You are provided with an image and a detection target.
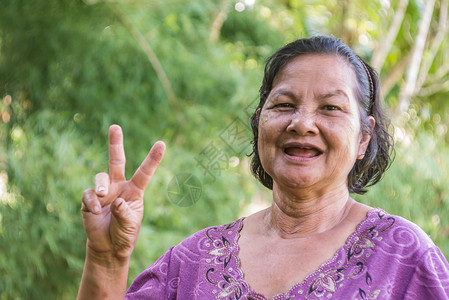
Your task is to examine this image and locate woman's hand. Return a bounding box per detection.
[81,125,165,261]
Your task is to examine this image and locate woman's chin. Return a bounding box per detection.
[272,174,318,190]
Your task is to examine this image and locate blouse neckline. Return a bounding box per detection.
[233,208,384,299]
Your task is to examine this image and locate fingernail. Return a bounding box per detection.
[96,185,105,193]
[93,206,101,214]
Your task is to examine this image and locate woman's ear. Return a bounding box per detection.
[357,116,375,160]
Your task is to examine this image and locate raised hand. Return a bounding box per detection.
[81,125,165,260]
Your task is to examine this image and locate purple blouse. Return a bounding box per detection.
[126,209,449,299]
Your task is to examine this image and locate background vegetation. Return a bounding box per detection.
[1,0,448,298]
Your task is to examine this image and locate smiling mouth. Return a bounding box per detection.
[284,147,322,158]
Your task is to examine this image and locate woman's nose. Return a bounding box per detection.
[286,110,319,135]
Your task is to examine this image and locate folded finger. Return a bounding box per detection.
[131,141,166,190]
[109,125,126,182]
[81,189,101,214]
[95,172,110,197]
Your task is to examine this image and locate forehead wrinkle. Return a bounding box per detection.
[268,88,350,104]
[267,55,357,106]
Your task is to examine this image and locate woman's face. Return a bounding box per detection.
[258,54,372,193]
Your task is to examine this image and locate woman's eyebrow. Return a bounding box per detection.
[269,89,297,100]
[318,90,349,101]
[269,89,350,102]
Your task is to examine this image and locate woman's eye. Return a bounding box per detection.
[323,105,340,111]
[275,103,294,109]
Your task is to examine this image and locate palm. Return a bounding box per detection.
[81,125,165,259]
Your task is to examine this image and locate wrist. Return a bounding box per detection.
[77,245,130,300]
[85,243,130,270]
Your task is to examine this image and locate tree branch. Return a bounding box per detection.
[415,0,449,92]
[209,11,228,43]
[109,4,179,111]
[371,0,409,72]
[380,52,411,97]
[425,62,449,82]
[396,0,436,114]
[417,79,449,97]
[209,1,233,43]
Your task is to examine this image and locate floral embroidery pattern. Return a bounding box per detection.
[351,272,381,300]
[202,210,395,299]
[304,210,394,299]
[203,220,249,299]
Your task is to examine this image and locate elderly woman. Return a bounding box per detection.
[77,36,449,299]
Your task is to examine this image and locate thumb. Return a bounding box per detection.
[110,198,132,225]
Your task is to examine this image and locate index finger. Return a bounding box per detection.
[109,125,126,182]
[131,141,166,190]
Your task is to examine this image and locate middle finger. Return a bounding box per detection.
[108,125,126,182]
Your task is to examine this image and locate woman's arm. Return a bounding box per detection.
[77,247,130,299]
[77,125,165,300]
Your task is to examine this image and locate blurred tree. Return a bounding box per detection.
[0,0,263,298]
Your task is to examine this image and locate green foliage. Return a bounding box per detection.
[1,0,449,298]
[0,1,265,298]
[0,112,104,299]
[355,129,449,256]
